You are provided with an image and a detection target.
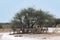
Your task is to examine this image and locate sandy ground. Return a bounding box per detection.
[0,32,60,40]
[14,33,60,37]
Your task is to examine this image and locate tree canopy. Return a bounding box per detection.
[11,8,55,29]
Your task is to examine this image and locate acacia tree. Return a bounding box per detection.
[11,8,55,33]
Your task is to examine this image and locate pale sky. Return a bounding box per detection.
[0,0,60,23]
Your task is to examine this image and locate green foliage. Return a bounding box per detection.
[11,7,55,29]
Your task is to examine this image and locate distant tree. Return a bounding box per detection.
[0,25,2,29]
[55,18,60,25]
